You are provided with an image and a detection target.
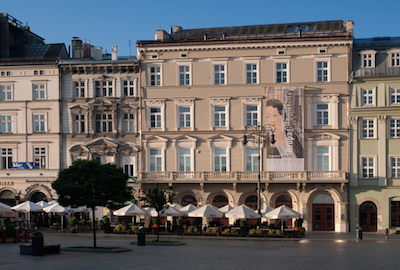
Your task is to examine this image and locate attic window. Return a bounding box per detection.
[319,49,327,54]
[278,50,286,55]
[180,53,188,58]
[151,55,158,59]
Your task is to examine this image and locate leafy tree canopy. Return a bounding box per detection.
[52,159,133,209]
[140,183,175,215]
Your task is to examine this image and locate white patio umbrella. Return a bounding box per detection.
[218,204,233,213]
[259,205,274,218]
[11,201,43,228]
[43,203,66,231]
[0,202,11,209]
[179,204,198,215]
[169,203,183,210]
[0,204,13,213]
[48,200,58,205]
[225,204,261,219]
[113,204,147,216]
[265,205,301,231]
[78,205,92,213]
[36,200,50,208]
[188,204,223,218]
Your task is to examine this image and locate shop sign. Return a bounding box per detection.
[12,162,35,169]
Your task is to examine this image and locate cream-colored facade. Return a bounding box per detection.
[137,21,353,232]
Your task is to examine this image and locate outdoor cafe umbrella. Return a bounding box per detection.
[178,204,198,216]
[43,203,66,231]
[259,205,274,218]
[11,201,43,228]
[225,204,261,219]
[218,204,233,213]
[36,200,50,208]
[0,204,13,213]
[188,204,223,218]
[0,202,11,209]
[113,204,147,216]
[169,203,183,210]
[265,205,301,231]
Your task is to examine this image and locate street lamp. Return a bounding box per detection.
[242,123,275,217]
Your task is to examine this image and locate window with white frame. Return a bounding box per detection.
[361,119,375,138]
[391,157,400,178]
[34,147,46,169]
[179,148,192,171]
[391,52,400,67]
[214,106,226,127]
[150,148,163,171]
[0,115,12,133]
[74,81,85,98]
[246,64,258,84]
[122,156,136,177]
[361,88,375,106]
[317,146,330,171]
[316,104,329,126]
[1,148,12,169]
[95,113,113,133]
[150,108,162,128]
[389,119,400,138]
[149,66,161,86]
[361,157,375,178]
[33,83,46,100]
[316,61,329,82]
[210,98,230,130]
[146,100,165,131]
[123,80,135,97]
[214,148,227,171]
[179,107,191,128]
[246,147,259,171]
[390,88,400,105]
[246,105,258,126]
[214,65,226,85]
[33,114,46,132]
[122,113,134,132]
[178,65,191,86]
[276,62,288,83]
[0,85,12,101]
[360,50,376,68]
[74,114,85,133]
[95,81,113,97]
[34,70,44,75]
[96,156,114,164]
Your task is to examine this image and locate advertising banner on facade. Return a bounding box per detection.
[265,86,304,171]
[12,162,35,169]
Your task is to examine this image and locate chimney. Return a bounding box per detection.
[204,34,207,41]
[345,20,354,33]
[111,46,118,60]
[169,25,173,34]
[173,25,182,33]
[155,30,170,41]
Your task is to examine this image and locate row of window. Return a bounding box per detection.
[1,147,46,169]
[0,83,47,101]
[0,114,48,133]
[360,50,400,68]
[360,88,400,106]
[0,70,45,77]
[360,118,400,139]
[361,156,400,179]
[148,60,330,86]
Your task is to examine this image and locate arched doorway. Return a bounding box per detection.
[359,201,377,232]
[312,194,334,231]
[180,194,197,206]
[0,190,16,206]
[244,195,258,226]
[275,195,293,227]
[30,192,47,203]
[212,194,229,225]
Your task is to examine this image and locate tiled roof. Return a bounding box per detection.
[9,44,68,59]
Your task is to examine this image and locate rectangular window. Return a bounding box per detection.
[95,113,113,133]
[33,114,46,132]
[362,89,374,105]
[361,157,375,178]
[179,66,190,85]
[179,107,191,128]
[123,113,134,132]
[246,64,257,84]
[33,84,46,99]
[316,104,329,125]
[317,62,328,82]
[317,147,330,171]
[179,148,191,171]
[123,157,135,177]
[150,108,162,128]
[391,157,400,178]
[34,147,46,169]
[214,148,227,171]
[390,119,400,138]
[214,65,225,85]
[246,147,259,171]
[150,148,162,171]
[246,105,258,126]
[362,119,374,138]
[214,106,226,127]
[74,114,85,133]
[0,148,12,169]
[0,115,12,133]
[363,54,373,68]
[0,85,12,101]
[391,201,400,227]
[95,81,113,97]
[390,88,400,105]
[150,66,161,86]
[392,53,400,67]
[74,81,85,98]
[276,63,287,83]
[123,80,135,96]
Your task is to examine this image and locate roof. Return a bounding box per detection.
[8,43,69,59]
[354,37,400,50]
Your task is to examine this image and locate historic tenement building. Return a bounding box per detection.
[59,39,140,187]
[0,13,69,205]
[349,37,400,233]
[137,20,353,232]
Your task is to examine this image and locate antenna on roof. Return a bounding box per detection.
[129,40,131,56]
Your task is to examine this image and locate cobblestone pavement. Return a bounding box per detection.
[1,230,400,270]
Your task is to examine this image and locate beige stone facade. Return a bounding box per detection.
[137,21,353,232]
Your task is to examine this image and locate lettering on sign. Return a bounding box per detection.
[0,181,14,186]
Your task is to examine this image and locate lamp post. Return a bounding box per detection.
[242,123,275,217]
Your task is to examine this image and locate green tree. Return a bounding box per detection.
[140,183,174,241]
[52,159,132,247]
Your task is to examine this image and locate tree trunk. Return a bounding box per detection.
[92,208,97,248]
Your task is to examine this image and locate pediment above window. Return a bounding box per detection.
[86,138,119,155]
[207,134,233,148]
[119,143,140,155]
[69,104,89,114]
[89,98,117,112]
[69,144,89,156]
[307,132,340,141]
[173,134,197,148]
[119,103,138,113]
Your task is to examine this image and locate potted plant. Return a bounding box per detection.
[249,228,264,237]
[102,216,112,233]
[130,225,139,234]
[70,227,77,233]
[176,219,184,235]
[69,217,78,233]
[4,217,16,242]
[239,219,248,237]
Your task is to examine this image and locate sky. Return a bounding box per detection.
[3,0,400,57]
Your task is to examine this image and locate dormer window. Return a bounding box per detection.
[360,50,376,68]
[387,49,400,67]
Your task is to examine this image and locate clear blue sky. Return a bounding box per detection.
[3,0,400,57]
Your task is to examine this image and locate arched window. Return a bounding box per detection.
[275,195,292,207]
[30,192,46,203]
[245,195,258,210]
[0,190,15,206]
[181,195,197,206]
[212,194,228,208]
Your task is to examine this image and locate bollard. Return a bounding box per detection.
[385,228,389,240]
[31,232,44,256]
[137,228,146,246]
[356,227,363,240]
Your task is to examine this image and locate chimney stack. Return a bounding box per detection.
[111,46,118,60]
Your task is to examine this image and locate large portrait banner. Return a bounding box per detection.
[266,86,304,171]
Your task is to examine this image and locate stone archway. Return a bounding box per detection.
[312,193,335,231]
[359,201,377,232]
